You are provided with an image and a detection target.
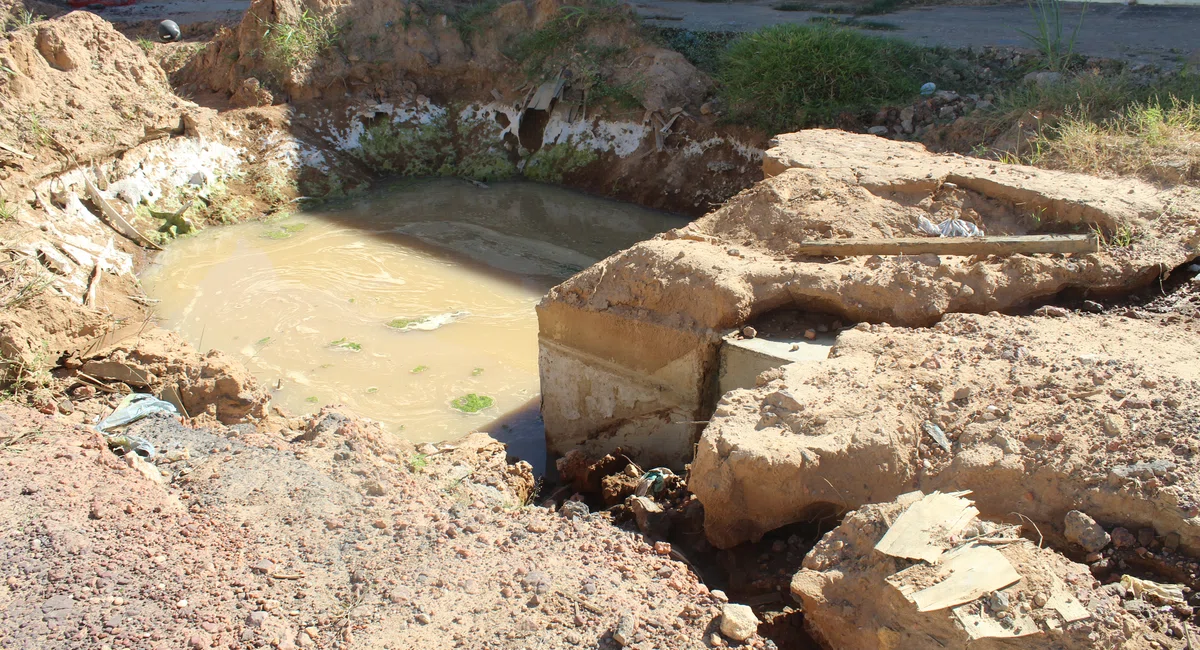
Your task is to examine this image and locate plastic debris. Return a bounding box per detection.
[920,82,937,97]
[95,393,179,458]
[918,216,985,238]
[1120,574,1185,604]
[158,20,181,43]
[923,421,952,453]
[635,467,675,497]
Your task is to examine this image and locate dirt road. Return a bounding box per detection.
[636,0,1200,65]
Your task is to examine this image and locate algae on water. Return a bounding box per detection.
[451,393,494,413]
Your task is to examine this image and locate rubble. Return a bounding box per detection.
[792,491,1151,649]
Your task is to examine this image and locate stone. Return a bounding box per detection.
[710,589,729,603]
[719,604,758,642]
[250,559,275,574]
[867,126,888,135]
[1064,510,1110,552]
[1110,527,1137,549]
[741,326,757,339]
[629,496,668,537]
[613,614,637,646]
[188,634,210,649]
[700,102,714,115]
[246,611,268,628]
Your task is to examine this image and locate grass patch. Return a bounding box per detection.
[136,38,154,53]
[0,198,16,222]
[719,24,927,131]
[1028,96,1200,184]
[1018,0,1086,73]
[506,0,640,109]
[451,393,494,413]
[409,453,428,471]
[411,365,429,374]
[472,367,484,376]
[4,9,43,31]
[388,317,422,329]
[305,396,319,403]
[652,28,738,75]
[260,9,340,73]
[355,113,455,176]
[329,337,362,351]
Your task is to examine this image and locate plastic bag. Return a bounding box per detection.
[95,393,178,458]
[919,216,985,238]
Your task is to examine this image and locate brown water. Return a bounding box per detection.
[140,178,686,462]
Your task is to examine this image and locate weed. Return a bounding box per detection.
[456,147,519,183]
[451,393,494,413]
[1018,0,1086,72]
[411,365,429,374]
[256,336,272,346]
[329,337,362,351]
[305,396,319,403]
[0,198,16,221]
[719,24,926,131]
[260,9,340,73]
[409,453,428,471]
[652,28,737,75]
[387,317,422,329]
[524,142,598,183]
[506,0,637,107]
[1090,223,1138,249]
[472,367,484,376]
[5,9,43,31]
[366,387,379,394]
[136,37,154,53]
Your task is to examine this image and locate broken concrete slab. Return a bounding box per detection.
[538,128,1198,470]
[792,492,1151,649]
[691,312,1200,551]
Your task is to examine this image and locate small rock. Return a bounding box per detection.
[1082,300,1103,313]
[188,634,210,649]
[742,326,757,339]
[415,612,432,625]
[1110,527,1137,549]
[1137,528,1157,548]
[250,559,275,574]
[613,614,637,646]
[700,102,714,115]
[57,399,74,415]
[711,589,729,603]
[719,603,759,642]
[1034,305,1069,318]
[953,386,972,401]
[1033,593,1048,608]
[246,611,269,628]
[654,541,671,555]
[989,591,1011,612]
[1064,510,1110,552]
[804,329,816,340]
[867,126,888,135]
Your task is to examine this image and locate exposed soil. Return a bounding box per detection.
[3,1,1200,649]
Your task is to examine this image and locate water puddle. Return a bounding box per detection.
[140,179,687,465]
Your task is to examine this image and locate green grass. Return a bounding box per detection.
[719,24,928,131]
[305,396,319,403]
[472,367,484,376]
[451,393,494,413]
[388,317,421,329]
[411,365,429,374]
[136,37,154,53]
[524,143,598,183]
[1018,0,1086,72]
[653,28,738,75]
[5,9,43,31]
[329,337,362,351]
[409,453,428,471]
[0,198,16,222]
[260,9,340,75]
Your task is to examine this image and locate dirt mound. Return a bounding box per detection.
[0,11,182,182]
[537,128,1200,468]
[0,402,728,648]
[690,310,1200,553]
[178,0,710,112]
[792,491,1161,649]
[74,329,269,424]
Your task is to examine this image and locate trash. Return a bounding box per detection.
[920,82,937,97]
[875,490,979,563]
[922,421,952,453]
[95,393,179,458]
[84,175,162,250]
[918,216,985,238]
[888,542,1021,611]
[1120,574,1185,604]
[634,467,675,497]
[387,311,469,332]
[158,20,181,43]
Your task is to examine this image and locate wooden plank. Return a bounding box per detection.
[790,234,1098,258]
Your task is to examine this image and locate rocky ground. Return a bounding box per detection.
[0,399,751,649]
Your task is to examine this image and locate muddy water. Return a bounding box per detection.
[141,179,686,463]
